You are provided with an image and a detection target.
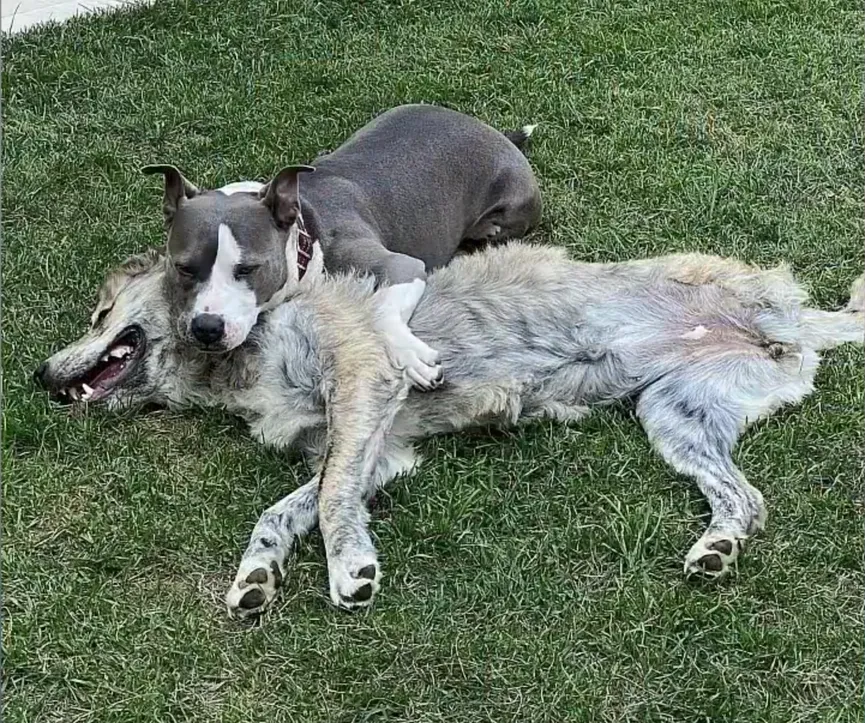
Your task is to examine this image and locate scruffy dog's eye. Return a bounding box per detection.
[175,265,195,279]
[93,308,111,328]
[234,265,259,279]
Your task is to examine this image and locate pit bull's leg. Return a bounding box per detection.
[331,235,443,390]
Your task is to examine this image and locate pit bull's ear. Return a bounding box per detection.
[260,165,315,230]
[141,164,199,228]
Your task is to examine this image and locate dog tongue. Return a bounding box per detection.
[91,357,127,388]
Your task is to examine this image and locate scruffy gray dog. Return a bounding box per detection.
[36,240,864,617]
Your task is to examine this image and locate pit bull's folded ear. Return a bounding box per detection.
[142,164,199,228]
[260,165,315,230]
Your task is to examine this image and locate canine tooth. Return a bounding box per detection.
[110,346,133,358]
[81,383,95,398]
[69,388,79,401]
[100,353,110,362]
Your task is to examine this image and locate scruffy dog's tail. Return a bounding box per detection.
[798,274,865,351]
[504,124,538,153]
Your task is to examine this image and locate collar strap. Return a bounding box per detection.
[296,212,314,280]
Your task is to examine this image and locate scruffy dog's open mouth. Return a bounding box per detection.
[57,326,145,403]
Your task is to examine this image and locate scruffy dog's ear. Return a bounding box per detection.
[94,249,166,325]
[142,165,199,228]
[260,165,315,229]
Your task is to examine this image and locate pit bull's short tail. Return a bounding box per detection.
[504,124,538,153]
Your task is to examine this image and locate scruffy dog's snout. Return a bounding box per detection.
[191,314,225,345]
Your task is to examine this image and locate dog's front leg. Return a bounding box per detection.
[374,278,443,391]
[226,436,420,618]
[225,475,320,619]
[225,436,420,619]
[318,374,408,611]
[335,241,442,391]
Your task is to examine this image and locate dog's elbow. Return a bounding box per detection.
[382,255,427,286]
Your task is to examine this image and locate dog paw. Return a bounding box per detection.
[387,335,443,391]
[225,557,284,619]
[405,358,443,391]
[327,548,381,611]
[846,274,865,312]
[683,533,745,579]
[476,223,502,240]
[467,221,502,242]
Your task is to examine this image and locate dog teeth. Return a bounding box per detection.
[100,353,110,363]
[68,387,79,401]
[109,346,133,358]
[81,383,95,400]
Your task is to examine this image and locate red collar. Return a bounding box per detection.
[296,212,314,280]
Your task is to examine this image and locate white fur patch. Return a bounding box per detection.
[681,325,709,340]
[217,180,264,196]
[258,226,327,316]
[375,280,442,389]
[303,240,325,283]
[258,226,300,314]
[193,224,258,349]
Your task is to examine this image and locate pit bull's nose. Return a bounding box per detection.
[33,361,49,387]
[191,314,225,345]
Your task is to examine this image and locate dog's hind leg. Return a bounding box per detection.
[636,380,768,579]
[797,275,865,350]
[464,167,542,244]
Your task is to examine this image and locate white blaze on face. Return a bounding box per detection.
[193,224,259,349]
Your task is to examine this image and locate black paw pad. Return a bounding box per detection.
[270,561,283,588]
[708,539,733,556]
[357,564,377,580]
[245,568,269,585]
[697,554,724,572]
[239,588,266,609]
[344,583,373,603]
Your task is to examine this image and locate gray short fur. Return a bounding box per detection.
[145,104,541,354]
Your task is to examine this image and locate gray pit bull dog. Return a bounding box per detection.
[143,104,541,389]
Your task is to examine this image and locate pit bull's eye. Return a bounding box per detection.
[234,265,259,279]
[175,265,195,278]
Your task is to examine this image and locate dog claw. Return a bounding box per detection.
[406,363,443,391]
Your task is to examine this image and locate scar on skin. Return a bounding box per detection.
[681,325,710,340]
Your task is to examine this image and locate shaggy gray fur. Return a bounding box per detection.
[38,242,864,616]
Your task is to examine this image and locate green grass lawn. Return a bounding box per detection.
[3,0,863,720]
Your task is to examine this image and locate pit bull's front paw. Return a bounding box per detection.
[387,335,443,391]
[683,532,745,580]
[327,548,381,610]
[225,557,285,619]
